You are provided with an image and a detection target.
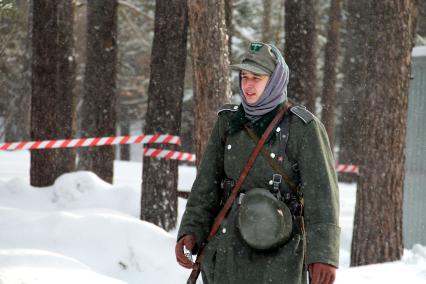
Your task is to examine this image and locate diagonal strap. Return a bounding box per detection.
[244,124,299,193]
[187,102,290,284]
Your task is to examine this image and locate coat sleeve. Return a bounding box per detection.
[177,116,226,251]
[298,118,340,267]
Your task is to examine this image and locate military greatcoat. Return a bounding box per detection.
[177,103,340,284]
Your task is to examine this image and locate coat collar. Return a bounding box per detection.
[228,102,286,140]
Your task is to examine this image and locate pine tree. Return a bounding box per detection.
[320,0,342,148]
[284,0,318,112]
[140,0,188,231]
[337,0,369,182]
[30,0,76,186]
[78,0,118,183]
[188,0,231,166]
[351,0,419,266]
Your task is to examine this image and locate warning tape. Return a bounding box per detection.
[143,147,359,173]
[0,136,359,174]
[335,164,359,174]
[0,134,181,151]
[143,147,195,162]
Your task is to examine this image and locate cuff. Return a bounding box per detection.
[306,223,340,267]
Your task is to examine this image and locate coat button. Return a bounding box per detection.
[270,153,276,158]
[227,144,232,150]
[276,127,281,132]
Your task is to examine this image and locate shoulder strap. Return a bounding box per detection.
[290,105,314,124]
[217,104,239,115]
[187,102,290,284]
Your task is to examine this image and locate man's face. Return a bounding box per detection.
[241,70,270,105]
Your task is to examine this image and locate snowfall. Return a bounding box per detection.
[0,151,425,284]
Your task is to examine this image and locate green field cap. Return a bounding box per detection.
[231,42,277,75]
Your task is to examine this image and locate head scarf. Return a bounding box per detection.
[239,44,290,120]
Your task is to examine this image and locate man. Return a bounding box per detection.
[176,42,340,284]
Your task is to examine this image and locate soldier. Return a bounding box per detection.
[175,42,340,284]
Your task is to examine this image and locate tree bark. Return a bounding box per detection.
[188,0,231,168]
[78,0,118,183]
[119,120,130,161]
[140,0,188,231]
[320,0,342,149]
[336,0,369,183]
[351,0,419,266]
[284,0,318,112]
[30,0,76,187]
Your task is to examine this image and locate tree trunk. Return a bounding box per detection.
[78,0,118,183]
[320,0,342,149]
[336,0,369,183]
[350,0,419,266]
[262,0,273,43]
[284,0,318,112]
[188,0,231,168]
[140,0,188,231]
[30,0,76,187]
[119,120,130,161]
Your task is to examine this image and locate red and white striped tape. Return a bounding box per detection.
[335,164,359,174]
[0,134,181,151]
[0,136,359,173]
[143,147,195,162]
[143,147,359,173]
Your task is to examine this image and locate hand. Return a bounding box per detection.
[175,234,196,269]
[308,263,336,284]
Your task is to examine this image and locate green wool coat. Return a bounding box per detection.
[178,103,340,284]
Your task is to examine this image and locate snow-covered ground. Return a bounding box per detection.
[0,151,425,283]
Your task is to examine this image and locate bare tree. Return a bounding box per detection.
[78,0,118,183]
[30,0,76,187]
[351,0,419,266]
[140,0,188,231]
[320,0,342,149]
[188,0,231,167]
[284,0,318,112]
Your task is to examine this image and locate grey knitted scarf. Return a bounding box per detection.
[240,45,290,120]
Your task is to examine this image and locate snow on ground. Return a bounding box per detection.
[0,150,425,283]
[412,45,426,57]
